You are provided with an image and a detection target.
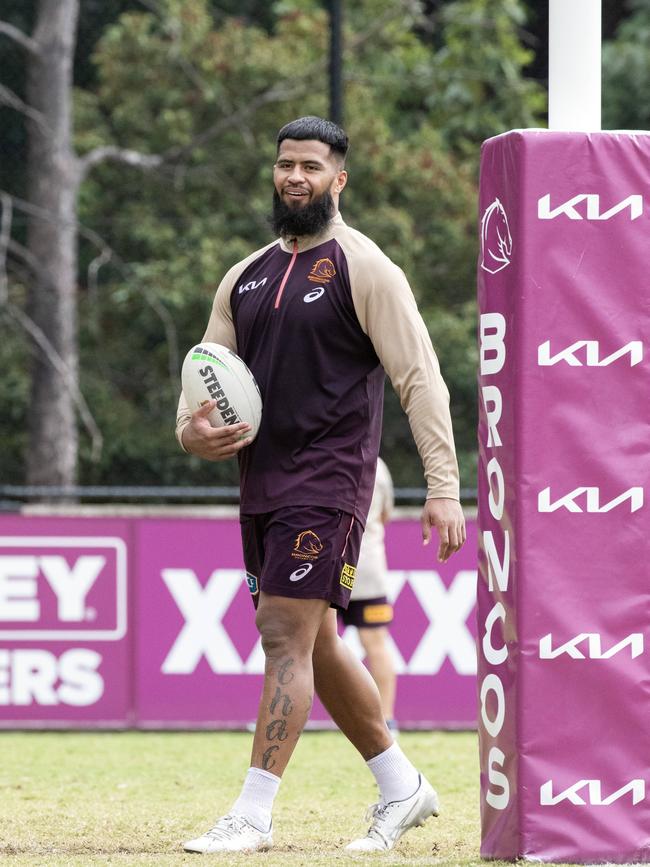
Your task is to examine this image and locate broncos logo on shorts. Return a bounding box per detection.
[292,529,324,560]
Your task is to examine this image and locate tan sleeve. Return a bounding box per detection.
[175,270,239,451]
[339,230,460,501]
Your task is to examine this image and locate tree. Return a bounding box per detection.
[2,1,85,488]
[69,0,479,489]
[1,0,546,497]
[0,0,160,490]
[603,0,650,130]
[423,0,546,155]
[0,0,282,491]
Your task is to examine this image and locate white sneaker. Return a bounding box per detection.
[345,774,439,852]
[183,813,273,853]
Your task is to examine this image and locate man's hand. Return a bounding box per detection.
[181,400,252,461]
[421,497,466,563]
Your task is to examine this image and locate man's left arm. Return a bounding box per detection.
[351,256,466,561]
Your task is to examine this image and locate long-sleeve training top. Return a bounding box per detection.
[176,212,459,525]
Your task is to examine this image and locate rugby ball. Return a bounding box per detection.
[181,342,262,441]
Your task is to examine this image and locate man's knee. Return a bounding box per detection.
[256,594,328,659]
[256,604,292,659]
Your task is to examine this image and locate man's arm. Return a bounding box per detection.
[176,240,279,456]
[176,270,240,457]
[349,248,465,560]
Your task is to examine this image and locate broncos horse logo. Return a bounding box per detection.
[480,198,513,274]
[292,530,324,560]
[308,258,336,284]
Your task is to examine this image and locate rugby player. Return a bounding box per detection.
[176,116,465,853]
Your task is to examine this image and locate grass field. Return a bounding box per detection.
[0,730,572,867]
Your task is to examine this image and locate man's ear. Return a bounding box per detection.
[335,170,348,194]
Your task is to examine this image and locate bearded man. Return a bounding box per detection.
[177,115,465,855]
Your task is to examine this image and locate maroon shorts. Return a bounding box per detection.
[240,506,363,609]
[339,596,394,628]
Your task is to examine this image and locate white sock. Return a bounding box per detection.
[231,767,280,832]
[366,742,420,804]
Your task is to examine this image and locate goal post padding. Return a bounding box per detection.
[477,129,650,863]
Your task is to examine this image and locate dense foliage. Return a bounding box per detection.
[603,0,650,130]
[72,0,545,492]
[12,0,625,496]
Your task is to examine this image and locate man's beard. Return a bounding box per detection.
[270,189,335,238]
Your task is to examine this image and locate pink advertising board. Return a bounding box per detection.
[478,130,650,863]
[0,512,478,729]
[0,516,133,726]
[133,515,478,727]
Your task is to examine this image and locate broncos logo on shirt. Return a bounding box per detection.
[308,257,337,284]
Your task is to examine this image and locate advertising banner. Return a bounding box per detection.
[0,516,132,726]
[0,513,478,730]
[134,515,478,727]
[134,515,263,726]
[477,130,650,863]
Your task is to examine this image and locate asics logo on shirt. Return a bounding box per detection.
[238,277,267,294]
[304,288,325,303]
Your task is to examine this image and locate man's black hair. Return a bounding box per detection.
[276,116,349,163]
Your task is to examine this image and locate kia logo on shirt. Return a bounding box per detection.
[238,277,267,294]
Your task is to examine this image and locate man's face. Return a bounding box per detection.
[273,139,347,209]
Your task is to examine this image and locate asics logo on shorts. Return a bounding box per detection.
[289,563,313,582]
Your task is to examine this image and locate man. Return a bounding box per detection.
[176,116,465,854]
[339,457,398,731]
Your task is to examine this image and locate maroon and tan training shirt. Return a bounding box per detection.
[176,212,460,525]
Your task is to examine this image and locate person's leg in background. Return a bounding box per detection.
[357,624,397,731]
[339,597,398,732]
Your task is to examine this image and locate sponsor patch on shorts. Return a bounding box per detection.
[246,572,259,595]
[363,603,393,625]
[340,563,356,589]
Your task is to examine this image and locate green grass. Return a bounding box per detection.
[0,730,565,866]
